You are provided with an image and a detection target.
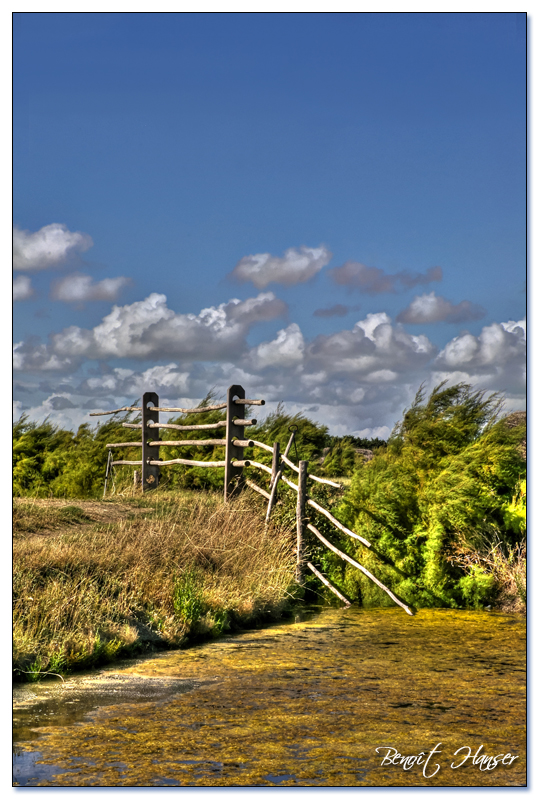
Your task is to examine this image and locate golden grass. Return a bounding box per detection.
[13,490,297,681]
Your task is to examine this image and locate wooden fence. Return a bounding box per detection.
[90,385,413,615]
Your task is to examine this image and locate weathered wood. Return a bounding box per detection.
[147,421,227,431]
[307,523,414,616]
[307,498,372,547]
[280,452,299,472]
[148,458,249,468]
[246,460,273,475]
[280,474,299,492]
[306,562,351,607]
[250,439,274,454]
[278,453,342,489]
[142,392,160,492]
[296,461,308,584]
[148,403,227,413]
[148,458,226,468]
[225,385,246,501]
[106,441,143,448]
[111,460,143,466]
[147,439,227,447]
[231,439,255,447]
[308,475,343,489]
[231,418,257,427]
[265,429,297,522]
[271,441,281,485]
[90,406,141,416]
[234,399,265,406]
[103,449,113,499]
[245,479,272,500]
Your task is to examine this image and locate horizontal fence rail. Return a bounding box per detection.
[147,458,250,468]
[93,385,413,615]
[148,439,228,447]
[90,399,264,417]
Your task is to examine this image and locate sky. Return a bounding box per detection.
[13,11,526,439]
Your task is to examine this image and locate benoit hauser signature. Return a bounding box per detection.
[376,743,519,778]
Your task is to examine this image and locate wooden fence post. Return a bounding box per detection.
[296,460,307,584]
[142,391,160,492]
[224,384,246,501]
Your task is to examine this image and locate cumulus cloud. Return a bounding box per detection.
[306,312,436,378]
[50,273,132,303]
[436,319,526,372]
[230,245,331,288]
[328,262,442,293]
[250,324,305,369]
[77,363,191,398]
[13,223,93,271]
[396,292,486,324]
[14,292,288,371]
[13,275,34,301]
[313,304,360,318]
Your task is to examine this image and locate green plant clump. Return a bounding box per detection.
[335,383,526,610]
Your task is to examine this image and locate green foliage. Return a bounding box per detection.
[13,412,138,498]
[337,383,526,609]
[173,567,206,624]
[502,480,527,535]
[250,403,330,465]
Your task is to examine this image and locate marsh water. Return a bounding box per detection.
[13,606,526,787]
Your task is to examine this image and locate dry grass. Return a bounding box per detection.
[13,490,297,681]
[448,537,526,614]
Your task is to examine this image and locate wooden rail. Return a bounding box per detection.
[307,499,372,547]
[93,386,412,614]
[148,439,227,447]
[147,458,251,468]
[106,441,142,448]
[307,523,413,616]
[307,561,351,607]
[123,421,227,431]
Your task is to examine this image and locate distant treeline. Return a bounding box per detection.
[12,397,384,498]
[13,383,526,611]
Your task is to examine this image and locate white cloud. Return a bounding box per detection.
[78,363,190,398]
[50,273,131,303]
[13,223,93,271]
[251,323,305,369]
[436,319,526,370]
[14,291,288,371]
[306,312,436,378]
[396,291,486,324]
[230,245,331,288]
[13,275,34,301]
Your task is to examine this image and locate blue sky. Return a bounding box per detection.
[13,12,526,437]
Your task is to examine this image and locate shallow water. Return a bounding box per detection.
[13,606,526,787]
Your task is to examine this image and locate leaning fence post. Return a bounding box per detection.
[224,384,246,501]
[142,391,160,492]
[296,460,308,584]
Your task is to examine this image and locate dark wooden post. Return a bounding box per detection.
[142,391,160,492]
[224,385,245,501]
[296,460,308,584]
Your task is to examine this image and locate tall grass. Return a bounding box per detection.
[13,491,297,681]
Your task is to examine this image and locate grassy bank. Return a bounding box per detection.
[13,490,298,682]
